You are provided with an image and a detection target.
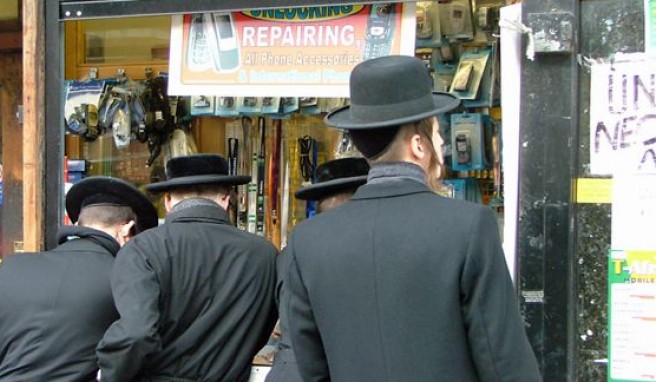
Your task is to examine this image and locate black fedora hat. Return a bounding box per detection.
[295,157,369,201]
[325,55,461,130]
[146,154,251,193]
[66,176,159,232]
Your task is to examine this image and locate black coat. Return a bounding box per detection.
[0,226,121,382]
[286,179,542,382]
[97,200,278,382]
[264,249,303,382]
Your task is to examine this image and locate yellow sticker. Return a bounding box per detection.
[576,178,613,204]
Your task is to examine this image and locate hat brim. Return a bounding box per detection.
[146,174,252,193]
[294,175,368,201]
[66,177,159,232]
[324,92,461,130]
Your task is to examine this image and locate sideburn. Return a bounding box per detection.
[425,147,444,192]
[413,121,443,192]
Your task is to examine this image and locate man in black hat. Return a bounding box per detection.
[296,157,370,214]
[285,55,541,381]
[0,176,158,381]
[266,157,369,382]
[97,154,278,382]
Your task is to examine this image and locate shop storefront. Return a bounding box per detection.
[56,0,511,378]
[3,0,653,380]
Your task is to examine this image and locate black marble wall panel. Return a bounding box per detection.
[576,1,643,380]
[520,1,579,380]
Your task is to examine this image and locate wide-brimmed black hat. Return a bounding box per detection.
[324,55,461,130]
[295,157,369,201]
[146,154,251,193]
[66,176,159,232]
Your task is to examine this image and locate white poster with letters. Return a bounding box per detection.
[590,56,656,175]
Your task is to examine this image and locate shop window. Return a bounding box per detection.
[62,2,507,244]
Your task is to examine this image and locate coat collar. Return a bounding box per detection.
[165,199,231,225]
[351,178,434,200]
[55,226,121,256]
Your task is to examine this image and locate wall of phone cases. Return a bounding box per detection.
[63,0,510,249]
[416,0,507,210]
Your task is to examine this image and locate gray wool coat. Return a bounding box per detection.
[97,201,278,382]
[285,179,541,382]
[0,226,121,382]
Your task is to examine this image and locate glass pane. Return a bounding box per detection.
[81,16,171,64]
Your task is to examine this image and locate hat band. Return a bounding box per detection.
[349,93,435,123]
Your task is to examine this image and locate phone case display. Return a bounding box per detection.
[476,6,500,33]
[434,62,457,93]
[299,98,321,115]
[449,49,491,100]
[215,96,240,117]
[438,0,474,41]
[450,113,488,172]
[237,97,263,114]
[462,44,499,108]
[190,96,216,116]
[415,1,443,47]
[416,1,502,107]
[413,0,505,209]
[64,79,110,141]
[261,97,281,114]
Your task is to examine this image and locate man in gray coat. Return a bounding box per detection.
[0,176,158,381]
[266,157,369,382]
[97,154,278,382]
[285,55,542,381]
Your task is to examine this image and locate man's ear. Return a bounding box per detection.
[120,220,136,238]
[410,133,426,161]
[217,192,231,210]
[164,192,174,212]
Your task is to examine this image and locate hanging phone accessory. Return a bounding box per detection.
[298,135,317,218]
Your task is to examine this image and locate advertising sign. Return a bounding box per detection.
[590,58,656,175]
[608,249,656,382]
[169,4,417,97]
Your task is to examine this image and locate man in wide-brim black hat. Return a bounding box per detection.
[97,154,278,382]
[295,156,370,212]
[284,55,542,381]
[0,176,157,381]
[266,156,369,382]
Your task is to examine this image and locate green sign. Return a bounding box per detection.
[608,249,656,382]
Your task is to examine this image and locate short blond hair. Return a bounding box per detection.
[168,184,231,201]
[78,205,138,232]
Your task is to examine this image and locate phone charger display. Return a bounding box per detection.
[450,113,487,171]
[190,96,216,116]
